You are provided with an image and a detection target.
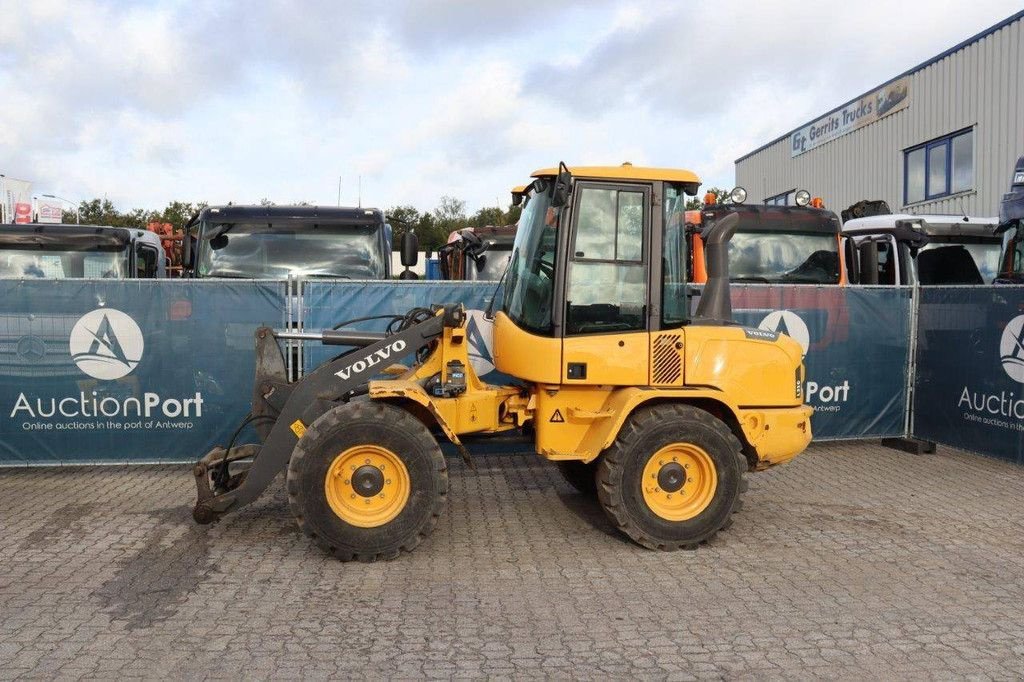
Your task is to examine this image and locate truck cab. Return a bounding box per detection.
[996,155,1024,283]
[437,225,517,280]
[687,196,844,285]
[843,213,1001,285]
[0,224,166,279]
[183,205,392,279]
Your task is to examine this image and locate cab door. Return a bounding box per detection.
[561,182,650,385]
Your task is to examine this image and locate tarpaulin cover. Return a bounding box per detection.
[911,286,1024,464]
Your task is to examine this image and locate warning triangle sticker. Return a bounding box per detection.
[549,409,565,423]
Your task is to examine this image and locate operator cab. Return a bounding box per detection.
[183,205,392,280]
[498,163,708,384]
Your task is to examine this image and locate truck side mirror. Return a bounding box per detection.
[401,230,419,267]
[843,237,860,284]
[858,240,879,284]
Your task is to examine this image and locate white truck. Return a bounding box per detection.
[842,212,1001,285]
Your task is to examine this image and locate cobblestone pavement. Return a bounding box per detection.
[1,441,1023,680]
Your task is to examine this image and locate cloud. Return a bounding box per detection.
[0,0,1020,214]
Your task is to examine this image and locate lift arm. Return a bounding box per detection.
[193,306,460,524]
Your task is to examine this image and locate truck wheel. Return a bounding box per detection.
[287,402,447,561]
[555,460,597,495]
[596,404,746,550]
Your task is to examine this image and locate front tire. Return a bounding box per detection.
[596,404,746,550]
[287,402,447,561]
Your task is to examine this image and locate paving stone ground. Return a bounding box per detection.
[0,441,1023,680]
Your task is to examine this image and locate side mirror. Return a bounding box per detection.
[858,240,879,284]
[551,161,572,208]
[401,230,419,267]
[843,237,860,284]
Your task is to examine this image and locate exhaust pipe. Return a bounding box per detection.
[694,213,739,324]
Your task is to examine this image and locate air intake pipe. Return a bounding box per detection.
[694,213,739,325]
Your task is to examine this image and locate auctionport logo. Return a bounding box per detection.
[1000,314,1024,383]
[69,309,144,380]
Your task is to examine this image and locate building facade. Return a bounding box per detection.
[735,11,1023,217]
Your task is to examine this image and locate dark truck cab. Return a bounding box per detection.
[183,205,392,279]
[996,155,1024,283]
[694,203,844,285]
[0,224,165,279]
[437,225,517,280]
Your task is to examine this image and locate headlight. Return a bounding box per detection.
[729,186,747,204]
[794,190,811,207]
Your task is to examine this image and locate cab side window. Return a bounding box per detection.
[876,240,896,285]
[566,185,647,334]
[136,244,159,278]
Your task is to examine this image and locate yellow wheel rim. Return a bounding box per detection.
[324,445,410,528]
[641,444,717,521]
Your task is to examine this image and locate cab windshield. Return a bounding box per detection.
[198,222,385,279]
[729,231,839,284]
[475,247,512,281]
[0,246,128,279]
[917,238,1001,284]
[502,183,557,334]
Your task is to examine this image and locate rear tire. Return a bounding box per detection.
[287,402,447,561]
[596,403,746,550]
[555,460,597,495]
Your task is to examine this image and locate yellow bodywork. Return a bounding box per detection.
[369,309,812,471]
[531,163,700,186]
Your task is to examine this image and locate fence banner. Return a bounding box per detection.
[912,286,1024,464]
[0,279,913,465]
[302,281,501,377]
[0,280,284,464]
[729,285,911,440]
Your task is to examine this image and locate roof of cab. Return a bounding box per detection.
[199,205,383,223]
[531,163,700,185]
[843,213,1000,238]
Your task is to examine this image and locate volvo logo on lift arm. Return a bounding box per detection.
[334,339,408,381]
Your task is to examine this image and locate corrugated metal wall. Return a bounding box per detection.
[735,15,1022,217]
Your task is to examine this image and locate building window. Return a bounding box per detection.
[904,128,973,204]
[764,189,795,206]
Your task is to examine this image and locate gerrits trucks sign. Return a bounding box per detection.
[790,78,909,157]
[1,176,33,224]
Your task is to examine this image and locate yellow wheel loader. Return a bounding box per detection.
[192,163,813,560]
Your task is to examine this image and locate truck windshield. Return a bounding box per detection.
[476,247,512,280]
[198,222,385,279]
[0,247,127,279]
[729,231,839,283]
[917,239,1002,284]
[503,184,557,334]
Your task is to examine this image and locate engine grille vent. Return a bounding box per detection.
[652,334,682,384]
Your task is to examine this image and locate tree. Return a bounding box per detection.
[469,206,504,228]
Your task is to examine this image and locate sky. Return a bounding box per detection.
[1,0,1021,216]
